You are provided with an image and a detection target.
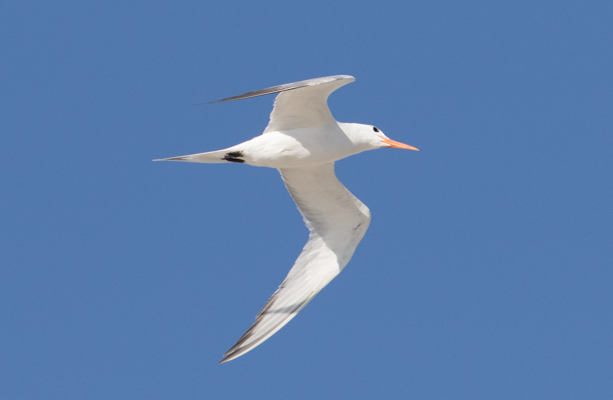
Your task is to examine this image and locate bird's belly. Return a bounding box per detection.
[241,129,351,168]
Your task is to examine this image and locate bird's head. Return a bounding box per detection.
[339,123,419,152]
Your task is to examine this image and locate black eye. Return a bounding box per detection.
[373,127,380,132]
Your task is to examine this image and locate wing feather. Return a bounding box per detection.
[206,75,355,132]
[220,163,371,363]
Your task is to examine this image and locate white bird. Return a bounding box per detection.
[156,75,418,363]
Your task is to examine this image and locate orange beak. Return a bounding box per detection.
[381,137,419,151]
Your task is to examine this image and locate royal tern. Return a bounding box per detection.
[156,75,418,363]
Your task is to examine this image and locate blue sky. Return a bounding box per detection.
[1,0,612,398]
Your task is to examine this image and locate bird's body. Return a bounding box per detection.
[170,123,375,168]
[156,75,418,363]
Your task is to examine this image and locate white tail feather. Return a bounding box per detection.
[153,148,235,163]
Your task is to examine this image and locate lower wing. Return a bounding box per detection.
[220,163,371,363]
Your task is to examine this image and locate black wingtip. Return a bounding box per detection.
[195,75,356,105]
[218,353,235,364]
[193,101,220,105]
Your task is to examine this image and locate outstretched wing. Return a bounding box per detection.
[208,75,355,132]
[220,163,371,363]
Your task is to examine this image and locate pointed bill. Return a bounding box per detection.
[381,137,419,151]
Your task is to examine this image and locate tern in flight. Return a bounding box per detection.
[156,75,418,363]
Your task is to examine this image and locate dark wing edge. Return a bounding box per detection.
[219,279,316,364]
[204,75,355,104]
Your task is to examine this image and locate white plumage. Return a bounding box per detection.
[155,75,418,363]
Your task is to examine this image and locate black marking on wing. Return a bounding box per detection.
[219,281,310,363]
[202,75,353,104]
[222,151,245,163]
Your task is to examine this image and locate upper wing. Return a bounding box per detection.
[220,163,371,363]
[208,75,355,132]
